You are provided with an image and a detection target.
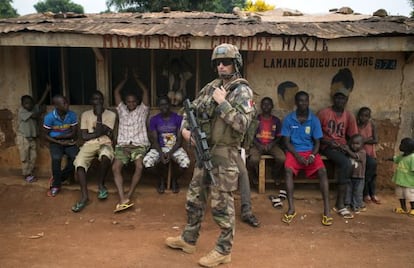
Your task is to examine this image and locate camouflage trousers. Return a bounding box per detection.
[182,146,239,255]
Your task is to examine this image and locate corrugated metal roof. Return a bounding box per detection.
[0,10,413,39]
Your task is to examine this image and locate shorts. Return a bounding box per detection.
[114,145,149,165]
[74,143,114,171]
[285,151,325,178]
[395,185,414,202]
[143,147,190,168]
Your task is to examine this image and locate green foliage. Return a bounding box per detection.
[0,0,19,18]
[106,0,246,13]
[410,0,414,17]
[34,0,84,14]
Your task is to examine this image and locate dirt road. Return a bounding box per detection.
[0,175,413,268]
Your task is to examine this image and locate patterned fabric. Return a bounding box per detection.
[143,147,190,168]
[182,167,235,255]
[358,121,376,158]
[180,77,254,254]
[116,102,150,146]
[43,109,78,138]
[149,112,182,148]
[317,107,358,148]
[80,109,116,145]
[114,145,149,165]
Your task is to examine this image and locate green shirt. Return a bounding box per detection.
[393,153,414,188]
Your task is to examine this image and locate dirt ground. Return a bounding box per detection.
[0,174,413,268]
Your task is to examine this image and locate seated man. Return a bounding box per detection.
[143,96,190,193]
[43,95,79,197]
[71,91,116,212]
[112,69,150,213]
[248,97,285,186]
[281,91,332,226]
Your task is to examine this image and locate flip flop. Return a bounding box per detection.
[71,200,89,213]
[321,215,333,226]
[334,207,354,219]
[393,207,408,214]
[98,187,108,200]
[282,212,297,224]
[114,202,134,213]
[278,190,287,200]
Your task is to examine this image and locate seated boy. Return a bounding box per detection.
[281,91,332,226]
[71,91,116,212]
[143,96,190,193]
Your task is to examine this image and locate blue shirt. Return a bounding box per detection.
[43,109,78,138]
[281,110,322,152]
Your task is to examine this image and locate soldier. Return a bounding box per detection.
[165,44,255,267]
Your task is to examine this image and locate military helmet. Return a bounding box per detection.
[211,43,243,70]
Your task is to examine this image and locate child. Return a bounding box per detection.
[357,107,380,204]
[343,134,367,214]
[17,85,50,182]
[388,138,414,216]
[247,97,285,186]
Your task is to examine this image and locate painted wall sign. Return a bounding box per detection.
[102,35,329,52]
[262,56,398,69]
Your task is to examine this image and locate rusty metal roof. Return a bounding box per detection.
[0,11,413,39]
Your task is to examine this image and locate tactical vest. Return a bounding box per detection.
[196,78,252,147]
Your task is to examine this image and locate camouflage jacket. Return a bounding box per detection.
[183,77,255,147]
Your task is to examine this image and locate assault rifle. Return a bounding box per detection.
[183,99,216,185]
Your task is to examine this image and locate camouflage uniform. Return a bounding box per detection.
[181,77,255,255]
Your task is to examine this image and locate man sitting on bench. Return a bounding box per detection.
[280,91,332,226]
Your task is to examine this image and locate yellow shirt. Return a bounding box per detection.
[80,109,116,145]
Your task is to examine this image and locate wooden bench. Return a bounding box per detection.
[258,154,336,194]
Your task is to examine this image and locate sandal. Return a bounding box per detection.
[334,207,354,219]
[114,201,134,213]
[409,209,414,217]
[393,207,408,214]
[97,187,108,200]
[25,175,37,183]
[321,215,333,226]
[268,195,283,209]
[278,190,287,200]
[282,212,297,224]
[71,200,89,213]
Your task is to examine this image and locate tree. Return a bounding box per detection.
[34,0,84,14]
[243,0,274,12]
[106,0,246,13]
[0,0,19,18]
[410,0,414,17]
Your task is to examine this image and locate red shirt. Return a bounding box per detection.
[358,121,376,158]
[317,107,358,147]
[255,115,281,145]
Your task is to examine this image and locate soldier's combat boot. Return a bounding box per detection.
[198,250,231,267]
[165,236,196,254]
